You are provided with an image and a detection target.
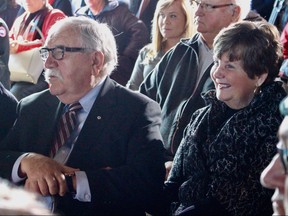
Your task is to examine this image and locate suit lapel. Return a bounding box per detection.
[36,91,64,155]
[67,78,118,164]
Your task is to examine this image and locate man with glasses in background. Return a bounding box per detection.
[0,16,165,215]
[261,96,288,215]
[139,0,251,179]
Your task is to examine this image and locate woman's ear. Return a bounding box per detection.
[257,73,268,86]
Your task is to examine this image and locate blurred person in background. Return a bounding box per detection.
[9,0,66,100]
[127,0,195,91]
[18,0,73,17]
[0,177,53,215]
[0,18,11,89]
[0,0,20,30]
[75,0,149,86]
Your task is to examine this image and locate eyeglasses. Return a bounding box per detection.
[277,138,288,174]
[191,0,234,12]
[39,46,93,61]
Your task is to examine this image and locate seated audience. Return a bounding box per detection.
[18,0,73,17]
[0,177,53,215]
[0,82,17,143]
[75,0,149,86]
[0,18,11,89]
[140,0,251,178]
[0,0,20,30]
[127,0,195,91]
[0,16,165,215]
[162,21,286,216]
[9,0,66,100]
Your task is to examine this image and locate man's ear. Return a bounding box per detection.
[232,5,241,21]
[92,51,104,75]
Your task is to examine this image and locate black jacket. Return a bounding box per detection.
[140,34,214,161]
[0,77,165,215]
[0,18,11,89]
[0,82,17,142]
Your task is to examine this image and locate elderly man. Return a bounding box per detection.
[0,16,165,216]
[139,0,252,178]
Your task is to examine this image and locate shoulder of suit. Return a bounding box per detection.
[20,89,56,105]
[116,82,158,106]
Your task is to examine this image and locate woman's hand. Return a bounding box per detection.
[9,40,19,54]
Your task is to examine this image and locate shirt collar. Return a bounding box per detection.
[78,76,106,114]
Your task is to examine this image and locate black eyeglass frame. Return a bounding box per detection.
[191,0,234,11]
[39,46,93,61]
[277,141,288,174]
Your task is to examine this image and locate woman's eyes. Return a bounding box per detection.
[213,61,235,69]
[159,13,177,19]
[225,64,235,69]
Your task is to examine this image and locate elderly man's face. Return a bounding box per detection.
[261,117,288,215]
[193,0,239,43]
[43,28,96,104]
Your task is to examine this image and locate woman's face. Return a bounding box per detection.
[22,0,45,13]
[211,52,265,109]
[158,1,187,41]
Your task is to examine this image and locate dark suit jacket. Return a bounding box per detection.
[0,77,165,215]
[0,82,17,142]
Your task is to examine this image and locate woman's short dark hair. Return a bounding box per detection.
[213,21,283,85]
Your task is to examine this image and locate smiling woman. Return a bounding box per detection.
[161,21,287,216]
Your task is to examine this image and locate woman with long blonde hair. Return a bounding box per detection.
[127,0,196,90]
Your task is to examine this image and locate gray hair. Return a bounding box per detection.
[46,16,118,77]
[234,0,251,20]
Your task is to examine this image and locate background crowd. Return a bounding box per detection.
[0,0,288,215]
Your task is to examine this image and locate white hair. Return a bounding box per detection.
[46,16,118,77]
[234,0,251,20]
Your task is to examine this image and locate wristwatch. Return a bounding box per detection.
[65,173,76,195]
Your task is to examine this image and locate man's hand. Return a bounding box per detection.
[20,153,79,196]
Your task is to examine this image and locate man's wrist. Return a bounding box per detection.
[18,154,30,178]
[65,173,76,195]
